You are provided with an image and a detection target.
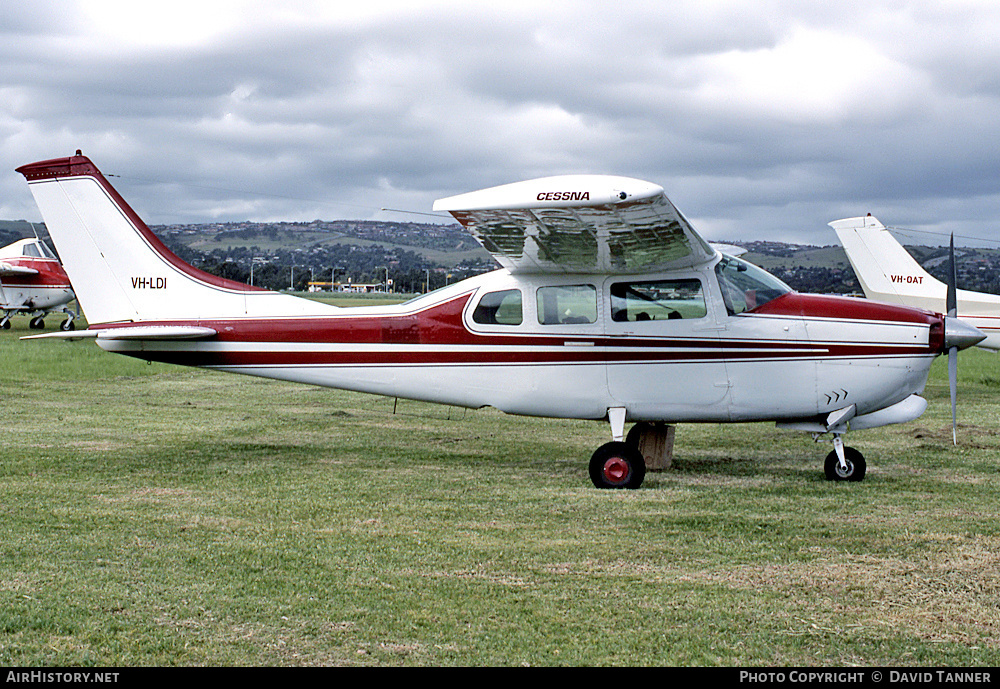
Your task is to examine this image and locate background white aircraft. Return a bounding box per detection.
[17,153,984,487]
[831,215,1000,350]
[0,237,77,330]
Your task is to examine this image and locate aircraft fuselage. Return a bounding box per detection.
[94,262,944,426]
[0,238,75,328]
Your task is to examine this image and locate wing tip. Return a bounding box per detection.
[828,214,884,231]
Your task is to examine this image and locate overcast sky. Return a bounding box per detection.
[3,0,999,246]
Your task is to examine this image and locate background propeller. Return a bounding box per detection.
[942,234,987,444]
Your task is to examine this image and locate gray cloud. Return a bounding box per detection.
[3,0,1000,247]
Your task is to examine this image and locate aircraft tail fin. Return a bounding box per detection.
[830,214,945,310]
[16,153,333,326]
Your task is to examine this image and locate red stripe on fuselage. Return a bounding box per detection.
[96,291,939,368]
[138,347,931,369]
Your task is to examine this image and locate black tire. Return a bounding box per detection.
[589,441,646,489]
[29,317,44,329]
[824,446,866,482]
[60,319,75,331]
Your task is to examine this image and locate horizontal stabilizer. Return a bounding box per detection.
[20,330,98,341]
[96,325,218,340]
[22,325,217,341]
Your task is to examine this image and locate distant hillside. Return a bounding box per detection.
[0,220,46,247]
[729,241,861,294]
[159,219,486,266]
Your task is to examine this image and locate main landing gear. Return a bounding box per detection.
[0,308,76,331]
[589,408,646,489]
[589,441,646,489]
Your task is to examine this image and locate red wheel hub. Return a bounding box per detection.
[602,456,629,484]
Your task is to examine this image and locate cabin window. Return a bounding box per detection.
[472,289,523,325]
[714,255,791,315]
[610,279,706,322]
[22,243,41,258]
[537,284,597,325]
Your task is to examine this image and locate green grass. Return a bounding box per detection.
[1,313,999,666]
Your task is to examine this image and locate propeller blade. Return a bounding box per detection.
[948,233,958,444]
[945,233,963,445]
[949,345,958,445]
[947,233,957,318]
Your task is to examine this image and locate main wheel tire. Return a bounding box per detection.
[589,441,646,489]
[824,446,867,482]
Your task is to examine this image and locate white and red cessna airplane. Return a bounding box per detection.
[16,152,985,487]
[0,236,77,330]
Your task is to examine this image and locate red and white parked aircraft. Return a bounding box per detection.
[16,153,984,487]
[0,236,77,330]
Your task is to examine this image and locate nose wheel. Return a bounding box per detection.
[824,436,866,481]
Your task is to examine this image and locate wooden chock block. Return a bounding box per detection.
[638,423,675,471]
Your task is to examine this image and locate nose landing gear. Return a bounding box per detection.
[824,434,866,481]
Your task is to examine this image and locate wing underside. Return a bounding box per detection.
[434,175,716,275]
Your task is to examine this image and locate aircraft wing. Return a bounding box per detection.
[432,175,717,274]
[0,262,38,277]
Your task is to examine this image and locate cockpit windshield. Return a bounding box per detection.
[714,255,791,315]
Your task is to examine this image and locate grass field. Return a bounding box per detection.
[2,304,999,667]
